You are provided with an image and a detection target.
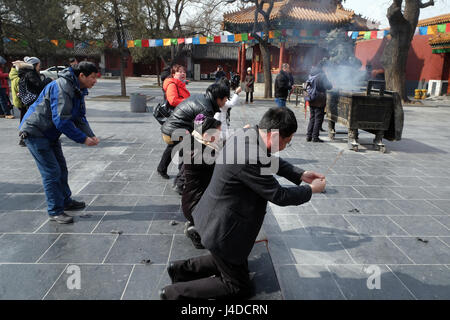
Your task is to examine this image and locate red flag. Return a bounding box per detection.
[248,34,254,40]
[214,36,221,43]
[370,31,377,39]
[66,41,74,48]
[447,23,450,33]
[142,39,149,47]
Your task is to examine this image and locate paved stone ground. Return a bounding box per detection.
[0,79,449,300]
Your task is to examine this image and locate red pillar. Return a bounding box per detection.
[279,43,285,71]
[241,44,246,78]
[237,47,241,76]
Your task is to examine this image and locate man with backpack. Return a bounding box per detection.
[305,62,332,143]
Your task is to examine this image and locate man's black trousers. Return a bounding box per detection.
[307,106,325,139]
[163,254,252,300]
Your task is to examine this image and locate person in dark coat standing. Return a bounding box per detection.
[160,107,327,300]
[243,67,254,104]
[274,63,293,107]
[215,66,227,82]
[306,63,332,143]
[182,114,222,249]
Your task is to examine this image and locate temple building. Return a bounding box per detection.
[222,0,375,82]
[356,13,450,96]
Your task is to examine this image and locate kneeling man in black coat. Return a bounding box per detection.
[160,107,327,300]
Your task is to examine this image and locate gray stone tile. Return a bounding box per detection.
[338,236,413,265]
[121,182,166,196]
[269,202,317,215]
[356,176,399,187]
[358,166,398,177]
[121,264,167,300]
[69,170,117,182]
[344,215,408,236]
[389,265,450,300]
[422,177,450,187]
[439,237,450,247]
[0,211,49,233]
[148,212,188,235]
[93,211,153,234]
[266,235,295,265]
[0,234,60,263]
[389,237,450,264]
[71,161,111,171]
[135,196,181,213]
[36,212,105,234]
[88,195,140,211]
[389,176,433,187]
[39,234,117,263]
[353,186,402,199]
[0,264,66,300]
[389,200,446,216]
[427,200,450,215]
[330,166,367,175]
[112,171,152,182]
[348,199,405,215]
[426,187,450,200]
[323,186,364,199]
[0,182,42,194]
[0,194,46,211]
[310,199,357,215]
[388,187,439,200]
[433,216,450,229]
[328,265,414,300]
[387,167,425,177]
[104,235,172,264]
[325,175,366,186]
[283,235,354,265]
[389,216,450,236]
[105,161,143,171]
[78,182,128,195]
[168,234,210,262]
[44,265,133,300]
[276,265,345,300]
[299,215,359,237]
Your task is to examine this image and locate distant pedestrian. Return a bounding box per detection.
[274,63,293,107]
[0,57,14,119]
[243,67,254,104]
[9,61,27,145]
[305,62,332,143]
[69,57,79,67]
[215,66,226,82]
[214,77,242,140]
[19,62,100,224]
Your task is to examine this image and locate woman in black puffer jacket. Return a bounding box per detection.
[19,57,52,106]
[182,114,222,249]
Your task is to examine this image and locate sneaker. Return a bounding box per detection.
[19,139,26,147]
[49,213,74,224]
[306,137,312,142]
[159,289,168,300]
[0,115,5,118]
[186,226,205,249]
[157,170,170,180]
[313,138,325,143]
[64,200,86,211]
[5,115,15,119]
[167,262,179,284]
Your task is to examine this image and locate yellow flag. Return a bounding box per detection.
[427,25,438,35]
[235,34,242,42]
[163,38,171,46]
[127,40,135,48]
[200,37,207,44]
[51,40,59,46]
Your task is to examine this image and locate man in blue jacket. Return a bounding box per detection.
[19,62,100,224]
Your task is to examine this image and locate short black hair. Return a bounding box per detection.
[69,57,77,63]
[73,61,98,77]
[207,81,230,101]
[259,107,298,138]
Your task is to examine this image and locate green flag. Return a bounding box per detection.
[241,33,248,41]
[364,32,371,40]
[437,24,446,33]
[274,30,281,38]
[59,39,67,47]
[171,38,178,45]
[134,40,142,47]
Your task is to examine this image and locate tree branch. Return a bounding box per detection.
[419,0,434,8]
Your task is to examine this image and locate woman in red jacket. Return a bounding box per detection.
[157,65,191,183]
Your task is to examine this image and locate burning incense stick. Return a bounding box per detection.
[325,149,345,175]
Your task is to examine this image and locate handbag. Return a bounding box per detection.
[153,100,173,125]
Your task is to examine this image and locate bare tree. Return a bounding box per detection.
[382,0,436,102]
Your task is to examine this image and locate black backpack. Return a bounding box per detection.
[18,77,39,107]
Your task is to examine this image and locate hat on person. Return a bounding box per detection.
[194,114,221,133]
[247,67,252,72]
[24,56,41,66]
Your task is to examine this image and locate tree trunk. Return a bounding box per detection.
[120,50,127,97]
[0,18,4,58]
[383,35,410,101]
[260,43,272,98]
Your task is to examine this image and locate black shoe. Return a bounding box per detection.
[306,137,312,142]
[173,184,184,196]
[186,226,205,249]
[49,213,74,224]
[313,138,325,143]
[159,289,168,300]
[157,170,170,180]
[320,128,326,132]
[64,200,86,211]
[167,263,179,284]
[19,139,26,147]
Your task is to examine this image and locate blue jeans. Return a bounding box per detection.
[0,88,11,115]
[275,98,286,107]
[25,137,72,216]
